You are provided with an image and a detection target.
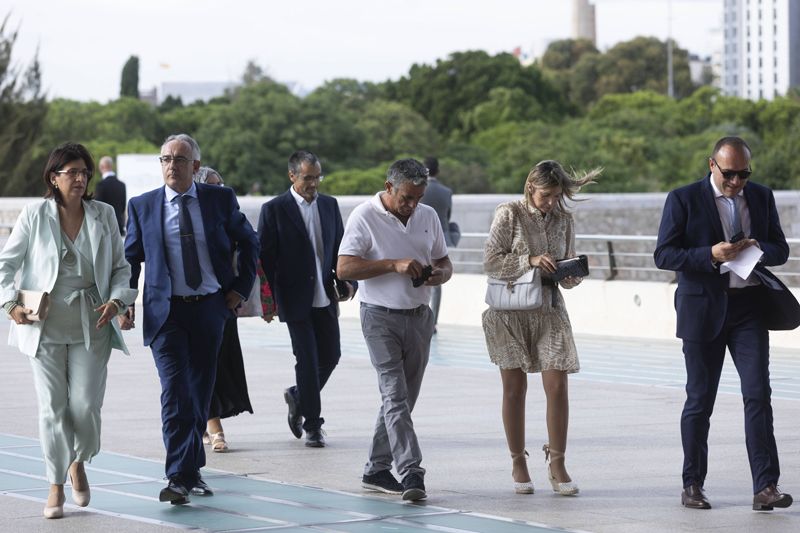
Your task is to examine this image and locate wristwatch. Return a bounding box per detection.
[111,299,126,314]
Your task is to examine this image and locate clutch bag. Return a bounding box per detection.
[17,290,50,321]
[550,255,589,282]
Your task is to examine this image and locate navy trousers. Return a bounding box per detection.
[286,305,341,432]
[150,292,227,484]
[681,287,780,493]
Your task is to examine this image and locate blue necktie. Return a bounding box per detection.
[730,196,742,236]
[177,195,202,290]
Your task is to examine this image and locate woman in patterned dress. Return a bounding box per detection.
[482,160,599,496]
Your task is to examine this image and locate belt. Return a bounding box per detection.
[361,303,427,316]
[171,291,219,303]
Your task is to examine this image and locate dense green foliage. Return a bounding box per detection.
[2,24,800,197]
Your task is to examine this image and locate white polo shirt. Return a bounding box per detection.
[339,192,448,309]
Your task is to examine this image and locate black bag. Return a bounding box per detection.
[550,255,590,282]
[752,267,800,331]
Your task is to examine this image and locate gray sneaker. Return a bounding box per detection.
[362,470,403,495]
[401,473,427,501]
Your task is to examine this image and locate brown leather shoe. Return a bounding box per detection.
[753,484,792,511]
[681,484,711,509]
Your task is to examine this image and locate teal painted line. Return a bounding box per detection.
[0,433,568,533]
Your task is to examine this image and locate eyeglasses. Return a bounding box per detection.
[159,156,194,165]
[292,173,324,183]
[55,168,92,179]
[712,158,751,181]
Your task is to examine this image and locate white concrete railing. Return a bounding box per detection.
[338,274,800,350]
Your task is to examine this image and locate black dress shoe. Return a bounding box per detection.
[753,484,792,511]
[160,478,190,505]
[190,475,214,496]
[284,388,303,439]
[305,428,326,448]
[681,484,711,509]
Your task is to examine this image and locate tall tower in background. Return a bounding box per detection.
[572,0,597,45]
[722,0,800,99]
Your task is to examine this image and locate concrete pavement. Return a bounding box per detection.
[1,316,799,532]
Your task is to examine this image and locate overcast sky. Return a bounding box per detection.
[4,0,721,102]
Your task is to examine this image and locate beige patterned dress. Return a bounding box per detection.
[482,199,580,373]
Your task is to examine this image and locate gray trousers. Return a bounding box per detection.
[360,304,434,479]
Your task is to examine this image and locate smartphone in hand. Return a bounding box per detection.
[729,231,745,243]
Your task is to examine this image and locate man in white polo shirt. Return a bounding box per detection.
[337,158,453,501]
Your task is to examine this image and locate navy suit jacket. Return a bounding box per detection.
[258,191,353,322]
[653,175,789,341]
[94,173,127,235]
[125,183,259,346]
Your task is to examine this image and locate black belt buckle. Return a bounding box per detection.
[172,293,207,303]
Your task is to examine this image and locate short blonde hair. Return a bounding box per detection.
[523,160,601,214]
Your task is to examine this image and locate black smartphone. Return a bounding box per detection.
[729,231,745,243]
[412,265,433,287]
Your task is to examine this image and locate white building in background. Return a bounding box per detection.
[572,0,597,45]
[158,81,237,105]
[721,0,800,99]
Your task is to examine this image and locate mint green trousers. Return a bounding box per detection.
[30,335,111,484]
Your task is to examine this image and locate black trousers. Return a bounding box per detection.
[286,305,341,431]
[681,287,779,493]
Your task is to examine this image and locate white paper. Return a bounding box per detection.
[720,245,764,279]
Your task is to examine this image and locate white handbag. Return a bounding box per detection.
[485,268,542,311]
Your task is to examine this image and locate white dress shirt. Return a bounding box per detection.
[289,187,330,308]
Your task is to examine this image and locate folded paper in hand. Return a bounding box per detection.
[550,255,589,282]
[17,290,50,321]
[720,245,763,280]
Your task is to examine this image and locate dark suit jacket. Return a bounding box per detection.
[94,173,127,235]
[258,191,353,322]
[420,178,453,246]
[125,183,259,346]
[653,175,790,341]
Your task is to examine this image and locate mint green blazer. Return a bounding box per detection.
[0,199,138,357]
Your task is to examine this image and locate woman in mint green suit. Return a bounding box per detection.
[0,143,137,519]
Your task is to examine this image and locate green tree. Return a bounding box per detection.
[0,15,47,197]
[120,55,139,98]
[540,38,598,71]
[385,50,568,134]
[354,100,439,163]
[459,87,544,136]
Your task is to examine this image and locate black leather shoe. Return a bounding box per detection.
[753,484,792,511]
[305,428,326,448]
[160,478,190,505]
[681,484,711,509]
[190,475,214,496]
[284,388,303,439]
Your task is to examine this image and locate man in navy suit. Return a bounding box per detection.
[122,134,258,504]
[258,150,355,448]
[654,137,792,511]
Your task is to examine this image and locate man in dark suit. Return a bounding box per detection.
[95,156,127,235]
[121,134,258,504]
[258,150,355,448]
[420,157,453,330]
[654,136,793,511]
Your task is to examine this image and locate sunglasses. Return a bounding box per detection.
[712,158,751,181]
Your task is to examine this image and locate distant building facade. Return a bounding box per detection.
[572,0,596,46]
[158,82,237,104]
[721,0,800,99]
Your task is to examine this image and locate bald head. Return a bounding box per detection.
[99,156,114,174]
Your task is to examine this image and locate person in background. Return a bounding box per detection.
[193,166,254,456]
[482,160,598,496]
[0,142,137,518]
[419,156,453,332]
[94,156,126,235]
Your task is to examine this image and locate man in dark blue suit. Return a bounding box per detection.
[122,134,258,504]
[258,150,355,448]
[654,137,793,511]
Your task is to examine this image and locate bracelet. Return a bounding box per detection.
[110,299,126,315]
[3,300,20,315]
